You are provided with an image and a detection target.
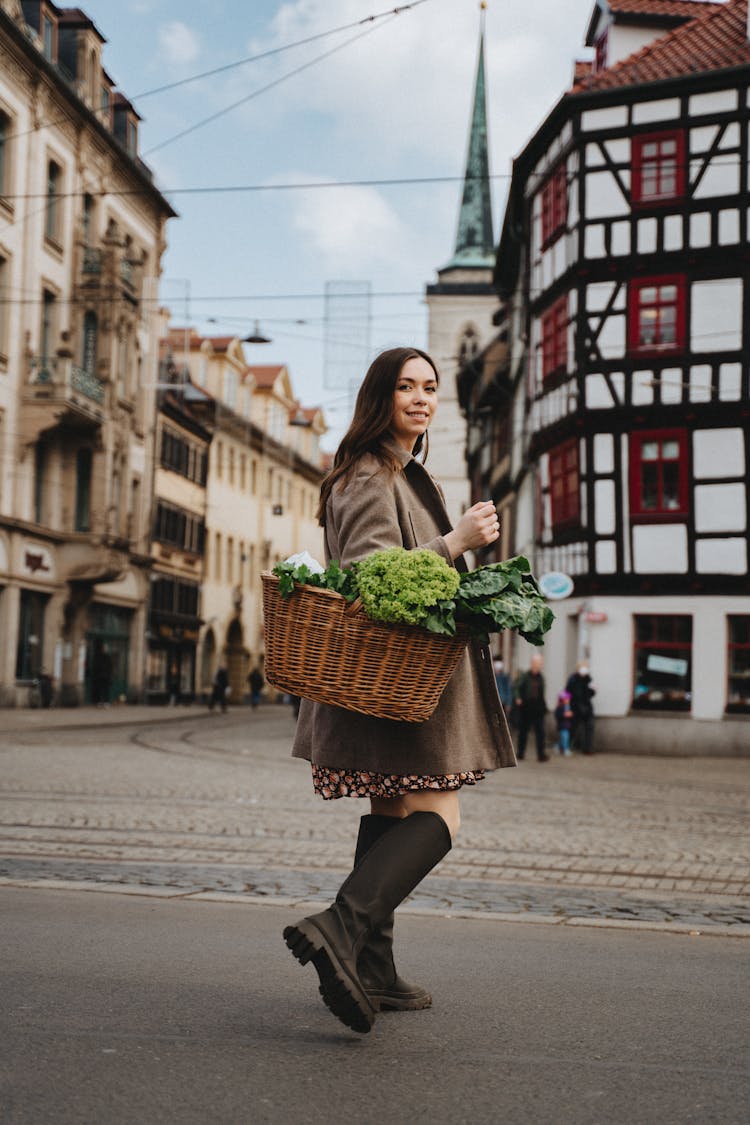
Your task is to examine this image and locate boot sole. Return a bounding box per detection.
[367,989,432,1012]
[283,922,375,1034]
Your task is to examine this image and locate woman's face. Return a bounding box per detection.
[389,356,438,452]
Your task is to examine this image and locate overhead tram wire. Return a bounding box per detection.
[0,172,513,205]
[1,156,745,205]
[142,16,398,157]
[133,1,434,100]
[0,1,434,147]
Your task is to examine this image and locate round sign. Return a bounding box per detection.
[538,572,574,601]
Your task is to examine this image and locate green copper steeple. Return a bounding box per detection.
[444,28,494,270]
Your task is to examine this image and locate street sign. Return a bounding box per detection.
[539,572,574,600]
[585,611,608,623]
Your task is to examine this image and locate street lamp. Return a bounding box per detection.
[242,320,272,345]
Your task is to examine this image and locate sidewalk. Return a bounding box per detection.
[0,700,255,733]
[1,885,747,1125]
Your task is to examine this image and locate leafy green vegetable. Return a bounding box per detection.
[272,558,358,602]
[353,548,460,629]
[272,549,554,645]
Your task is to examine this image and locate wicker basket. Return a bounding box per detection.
[261,572,468,723]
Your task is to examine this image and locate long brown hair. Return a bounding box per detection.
[317,346,439,525]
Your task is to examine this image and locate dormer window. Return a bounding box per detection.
[632,131,685,206]
[42,11,55,60]
[594,29,608,72]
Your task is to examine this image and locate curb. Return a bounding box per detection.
[1,877,747,939]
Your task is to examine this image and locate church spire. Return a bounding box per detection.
[445,17,494,270]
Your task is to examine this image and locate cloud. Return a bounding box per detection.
[286,176,411,272]
[157,20,200,67]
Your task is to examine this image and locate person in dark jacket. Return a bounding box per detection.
[284,346,514,1036]
[248,666,264,708]
[209,665,229,713]
[493,656,513,713]
[566,662,596,754]
[514,654,548,762]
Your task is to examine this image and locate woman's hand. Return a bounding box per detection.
[444,501,500,559]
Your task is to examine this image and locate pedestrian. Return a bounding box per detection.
[493,656,513,713]
[284,346,515,1035]
[91,642,112,707]
[566,661,596,754]
[554,690,574,756]
[513,654,549,762]
[248,666,264,709]
[209,665,229,713]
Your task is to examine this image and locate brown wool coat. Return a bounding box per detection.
[291,440,517,776]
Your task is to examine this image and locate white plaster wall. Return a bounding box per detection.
[538,596,750,721]
[693,429,745,478]
[689,89,738,118]
[691,278,743,352]
[632,524,688,573]
[694,484,746,533]
[632,98,680,125]
[585,171,629,219]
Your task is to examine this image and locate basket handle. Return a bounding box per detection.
[344,596,364,617]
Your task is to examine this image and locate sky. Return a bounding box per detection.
[80,0,600,446]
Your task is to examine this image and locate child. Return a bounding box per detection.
[554,690,574,756]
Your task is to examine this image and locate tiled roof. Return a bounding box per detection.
[575,59,594,81]
[607,0,722,17]
[246,364,286,388]
[578,0,749,91]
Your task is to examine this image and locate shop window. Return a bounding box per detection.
[541,296,568,381]
[549,440,580,530]
[633,615,692,711]
[628,276,686,354]
[16,589,48,680]
[727,617,750,714]
[629,428,688,522]
[541,161,567,249]
[632,131,685,206]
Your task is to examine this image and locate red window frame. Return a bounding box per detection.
[633,615,692,712]
[541,295,568,381]
[628,275,686,355]
[549,439,580,530]
[629,428,688,523]
[541,161,567,249]
[631,130,685,206]
[594,30,608,73]
[727,616,750,714]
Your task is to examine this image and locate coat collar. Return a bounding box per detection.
[381,434,454,540]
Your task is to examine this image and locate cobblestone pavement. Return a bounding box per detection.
[0,706,748,930]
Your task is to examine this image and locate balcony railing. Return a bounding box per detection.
[29,356,104,405]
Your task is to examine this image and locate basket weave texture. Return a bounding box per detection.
[262,572,468,723]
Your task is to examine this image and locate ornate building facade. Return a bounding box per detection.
[164,334,326,703]
[0,0,174,704]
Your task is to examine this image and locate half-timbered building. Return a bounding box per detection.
[466,0,750,753]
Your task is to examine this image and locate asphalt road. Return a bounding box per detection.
[2,887,748,1125]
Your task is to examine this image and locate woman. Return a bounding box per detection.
[284,347,516,1034]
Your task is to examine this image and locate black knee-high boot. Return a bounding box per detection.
[354,815,432,1012]
[283,811,452,1033]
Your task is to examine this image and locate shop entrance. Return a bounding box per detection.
[85,603,131,703]
[225,618,247,702]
